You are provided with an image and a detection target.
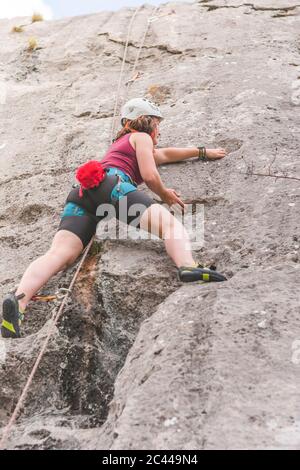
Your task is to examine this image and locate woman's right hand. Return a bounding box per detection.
[161,188,185,209]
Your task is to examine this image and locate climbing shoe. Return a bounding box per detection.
[178,264,227,283]
[1,293,25,339]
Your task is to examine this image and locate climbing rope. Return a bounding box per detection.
[0,4,168,450]
[0,237,94,450]
[124,6,160,97]
[110,5,160,144]
[109,5,143,144]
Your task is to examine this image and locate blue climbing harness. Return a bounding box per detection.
[105,167,138,203]
[61,168,138,219]
[60,202,86,218]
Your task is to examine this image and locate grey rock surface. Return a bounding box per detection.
[0,0,299,450]
[98,264,300,450]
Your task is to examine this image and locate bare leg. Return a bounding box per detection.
[140,204,196,268]
[16,230,84,311]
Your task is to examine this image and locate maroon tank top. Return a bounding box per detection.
[100,134,143,185]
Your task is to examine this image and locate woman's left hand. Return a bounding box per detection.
[206,148,227,160]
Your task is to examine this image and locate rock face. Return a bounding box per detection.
[0,0,299,450]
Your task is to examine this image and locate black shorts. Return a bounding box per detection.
[57,175,154,248]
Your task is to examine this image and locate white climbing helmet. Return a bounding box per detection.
[121,97,164,125]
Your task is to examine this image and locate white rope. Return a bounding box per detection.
[0,3,169,450]
[0,237,95,450]
[124,6,160,97]
[110,5,161,144]
[109,5,144,144]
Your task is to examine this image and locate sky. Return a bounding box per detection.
[0,0,193,20]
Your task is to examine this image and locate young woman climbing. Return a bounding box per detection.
[1,98,228,339]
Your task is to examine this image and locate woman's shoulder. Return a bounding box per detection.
[115,133,136,151]
[130,132,152,148]
[128,133,137,151]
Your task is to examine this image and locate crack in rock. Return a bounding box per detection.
[0,167,72,190]
[98,32,184,55]
[200,2,300,13]
[73,111,114,119]
[0,243,180,448]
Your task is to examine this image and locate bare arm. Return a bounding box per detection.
[154,147,198,165]
[135,133,184,208]
[154,146,227,166]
